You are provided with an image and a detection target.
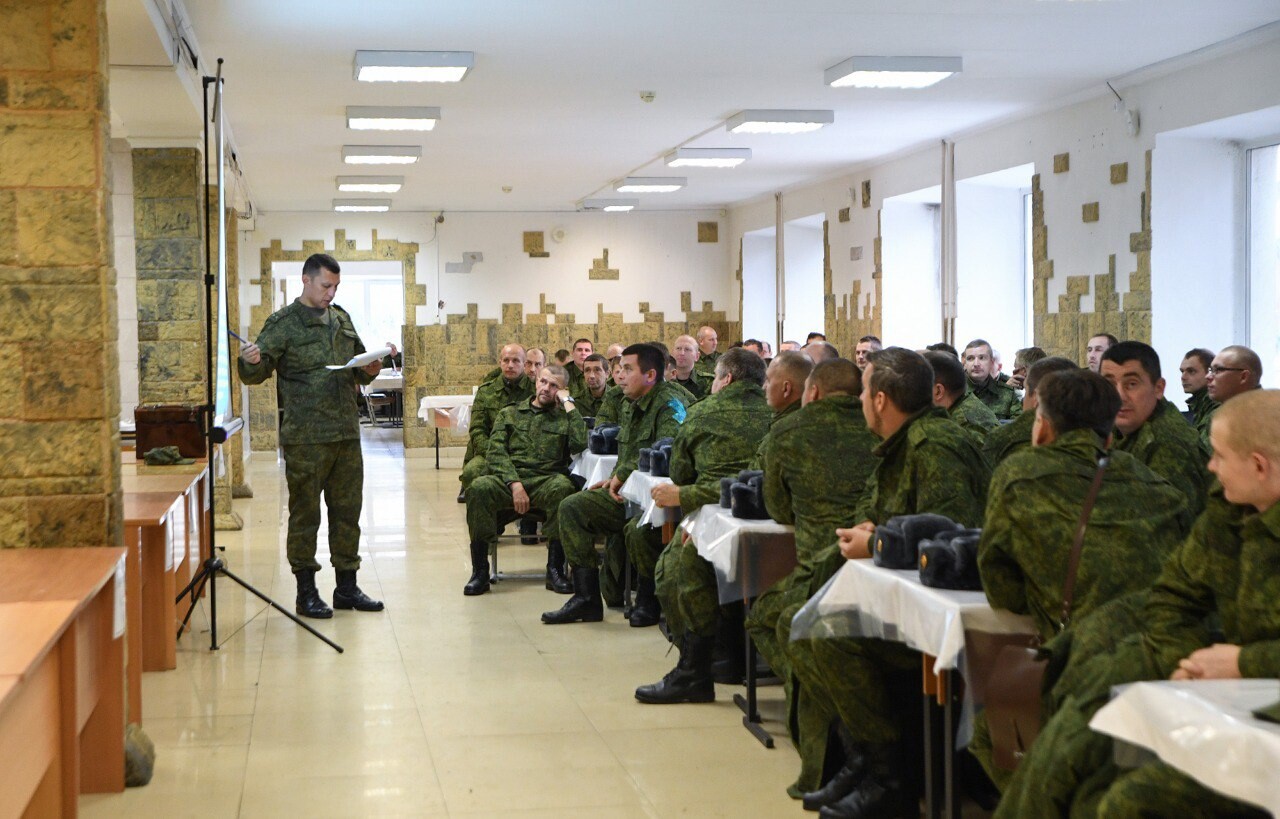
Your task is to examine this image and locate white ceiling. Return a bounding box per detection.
[107,0,1280,214]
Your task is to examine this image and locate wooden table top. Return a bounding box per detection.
[0,600,81,676]
[122,473,201,494]
[123,492,182,526]
[0,674,18,712]
[0,547,124,605]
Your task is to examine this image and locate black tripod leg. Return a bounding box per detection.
[217,565,344,653]
[176,565,213,641]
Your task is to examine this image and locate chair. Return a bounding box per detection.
[488,508,549,582]
[363,390,395,427]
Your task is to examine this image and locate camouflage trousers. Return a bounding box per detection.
[1097,762,1266,819]
[600,533,628,608]
[796,635,920,746]
[464,473,576,546]
[655,530,719,638]
[558,487,662,574]
[282,439,363,574]
[460,454,488,491]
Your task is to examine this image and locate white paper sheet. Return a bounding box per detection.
[326,345,394,370]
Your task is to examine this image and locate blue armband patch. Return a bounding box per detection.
[668,399,687,424]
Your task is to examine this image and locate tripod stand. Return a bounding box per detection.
[173,59,343,655]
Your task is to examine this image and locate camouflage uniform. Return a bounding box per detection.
[465,398,587,548]
[1112,397,1211,517]
[590,383,631,604]
[994,487,1280,819]
[786,406,990,791]
[695,350,721,377]
[653,381,773,637]
[749,400,801,471]
[558,381,687,572]
[969,375,1022,420]
[238,299,375,573]
[982,407,1034,468]
[594,384,628,427]
[671,370,713,401]
[572,386,609,420]
[949,391,1000,437]
[1186,387,1220,445]
[565,361,589,403]
[460,373,533,491]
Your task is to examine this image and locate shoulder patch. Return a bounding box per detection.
[667,398,687,424]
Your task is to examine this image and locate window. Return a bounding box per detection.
[276,260,404,354]
[1247,142,1280,378]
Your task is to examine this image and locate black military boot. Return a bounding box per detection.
[634,632,716,704]
[628,575,661,627]
[332,569,384,611]
[541,567,603,624]
[463,540,491,596]
[519,517,540,545]
[712,601,747,684]
[456,486,466,503]
[545,540,572,594]
[818,743,910,819]
[803,726,868,811]
[295,569,333,619]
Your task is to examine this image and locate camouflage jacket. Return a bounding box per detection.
[948,392,1000,437]
[1141,485,1280,679]
[468,374,534,458]
[978,429,1192,642]
[694,350,721,377]
[595,384,628,427]
[670,381,773,513]
[1112,398,1211,518]
[486,398,588,485]
[1186,388,1219,444]
[854,406,990,528]
[762,394,879,568]
[237,299,374,446]
[968,376,1022,421]
[671,369,713,401]
[751,400,802,470]
[983,409,1035,469]
[615,380,688,484]
[565,361,588,401]
[572,386,609,419]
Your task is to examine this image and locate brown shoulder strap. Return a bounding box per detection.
[1059,456,1109,630]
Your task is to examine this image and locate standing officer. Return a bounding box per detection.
[238,253,386,618]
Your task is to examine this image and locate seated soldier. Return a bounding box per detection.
[806,332,827,344]
[963,338,1021,420]
[672,334,713,399]
[593,353,631,607]
[1085,332,1117,373]
[925,349,999,437]
[1203,344,1265,433]
[967,369,1193,790]
[633,348,774,699]
[595,356,629,427]
[804,340,840,364]
[459,344,533,502]
[1101,341,1211,516]
[694,325,721,376]
[1008,346,1047,391]
[463,364,587,596]
[565,338,594,400]
[553,348,570,365]
[523,347,547,381]
[995,390,1280,819]
[853,335,882,372]
[788,347,989,815]
[983,356,1077,468]
[1180,347,1217,442]
[542,344,687,624]
[780,340,803,353]
[573,353,610,418]
[753,351,814,469]
[744,359,881,797]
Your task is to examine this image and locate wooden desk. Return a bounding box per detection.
[124,491,184,679]
[124,470,207,622]
[0,548,127,817]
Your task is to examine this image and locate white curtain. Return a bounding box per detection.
[940,139,958,346]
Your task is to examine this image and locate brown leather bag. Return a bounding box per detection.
[983,456,1109,770]
[134,404,206,458]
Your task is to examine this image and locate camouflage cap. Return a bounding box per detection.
[143,445,195,466]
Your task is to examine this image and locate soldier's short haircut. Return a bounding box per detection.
[1182,348,1215,370]
[1091,333,1120,346]
[573,338,593,349]
[806,340,841,362]
[743,338,764,350]
[963,339,993,357]
[865,347,933,414]
[771,351,814,386]
[623,343,666,382]
[1025,356,1078,394]
[583,353,608,368]
[808,358,861,396]
[1214,389,1280,462]
[1014,346,1048,368]
[526,346,546,360]
[1219,345,1264,383]
[1035,369,1121,439]
[924,350,966,398]
[553,348,570,362]
[302,253,340,278]
[666,354,678,368]
[806,332,827,342]
[647,340,670,358]
[542,364,569,386]
[717,347,767,386]
[858,335,882,346]
[696,325,716,341]
[926,342,959,358]
[1101,341,1162,383]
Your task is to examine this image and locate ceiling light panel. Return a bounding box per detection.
[346,106,440,131]
[615,177,687,193]
[726,110,834,134]
[825,56,962,89]
[665,148,752,168]
[342,145,421,164]
[582,198,639,212]
[354,50,474,83]
[333,199,391,212]
[336,176,404,193]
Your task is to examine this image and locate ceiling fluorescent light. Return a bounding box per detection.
[582,198,639,212]
[665,148,751,168]
[615,177,686,193]
[342,145,421,164]
[726,110,834,134]
[346,106,440,131]
[354,50,473,83]
[825,56,962,89]
[333,199,391,212]
[336,175,404,193]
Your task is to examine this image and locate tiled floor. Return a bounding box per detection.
[81,427,803,818]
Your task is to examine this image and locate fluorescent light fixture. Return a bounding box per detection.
[582,198,639,212]
[342,145,421,164]
[346,106,440,131]
[354,50,473,83]
[726,109,834,134]
[665,148,751,168]
[825,56,962,89]
[336,175,404,193]
[615,177,687,193]
[333,199,391,212]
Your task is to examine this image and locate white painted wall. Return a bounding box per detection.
[881,200,941,351]
[111,140,138,422]
[955,183,1029,361]
[783,221,826,345]
[740,230,777,346]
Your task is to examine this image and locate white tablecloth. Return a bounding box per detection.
[368,371,403,392]
[618,471,678,528]
[417,394,475,432]
[682,504,796,603]
[570,452,618,487]
[1090,679,1280,816]
[790,559,1034,676]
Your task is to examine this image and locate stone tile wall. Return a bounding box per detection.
[823,217,882,355]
